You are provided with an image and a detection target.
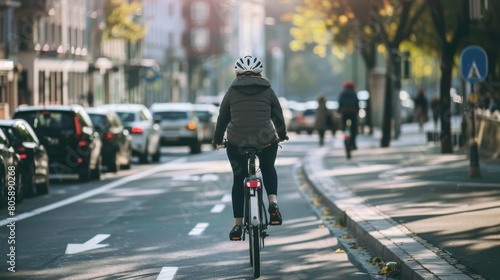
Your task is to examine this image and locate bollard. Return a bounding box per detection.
[469,140,481,178]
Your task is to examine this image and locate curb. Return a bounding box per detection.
[302,147,474,280]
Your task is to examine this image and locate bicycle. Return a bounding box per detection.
[217,140,272,278]
[343,119,355,160]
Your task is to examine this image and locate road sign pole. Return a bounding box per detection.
[468,83,481,178]
[460,45,487,179]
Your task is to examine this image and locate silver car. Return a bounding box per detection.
[99,104,161,163]
[194,103,218,148]
[150,102,203,154]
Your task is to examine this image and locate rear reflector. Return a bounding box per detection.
[78,140,87,146]
[246,179,261,188]
[19,154,27,159]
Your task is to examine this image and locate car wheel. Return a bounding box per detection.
[78,164,91,183]
[16,170,24,203]
[190,140,202,154]
[151,144,161,163]
[121,146,132,170]
[0,170,6,208]
[91,156,102,180]
[36,173,50,195]
[108,152,119,173]
[139,142,149,164]
[25,164,37,197]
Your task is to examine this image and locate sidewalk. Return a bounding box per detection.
[302,121,500,280]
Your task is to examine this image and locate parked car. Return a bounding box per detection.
[0,119,49,198]
[150,102,203,154]
[0,129,22,208]
[86,108,133,172]
[13,105,102,182]
[194,103,218,148]
[99,103,161,163]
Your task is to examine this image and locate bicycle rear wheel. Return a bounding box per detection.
[250,225,261,278]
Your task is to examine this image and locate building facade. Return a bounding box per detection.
[0,0,21,118]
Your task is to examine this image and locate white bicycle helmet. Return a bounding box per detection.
[234,55,264,74]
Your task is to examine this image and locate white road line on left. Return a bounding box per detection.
[0,157,188,227]
[157,267,178,280]
[188,223,209,235]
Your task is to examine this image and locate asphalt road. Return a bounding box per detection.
[0,138,371,280]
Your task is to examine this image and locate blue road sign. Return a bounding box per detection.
[460,45,488,83]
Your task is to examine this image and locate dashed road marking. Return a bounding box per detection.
[221,193,232,202]
[157,266,178,280]
[188,223,209,235]
[210,204,225,213]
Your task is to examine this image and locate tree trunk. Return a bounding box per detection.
[439,48,454,154]
[381,71,393,147]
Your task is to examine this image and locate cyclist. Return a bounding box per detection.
[338,81,360,150]
[212,55,289,241]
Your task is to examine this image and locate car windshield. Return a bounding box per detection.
[115,112,136,123]
[0,126,16,143]
[154,111,188,121]
[14,111,75,131]
[89,114,109,131]
[303,109,316,116]
[195,111,211,122]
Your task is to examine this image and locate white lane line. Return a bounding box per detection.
[157,266,178,280]
[0,158,188,227]
[221,193,232,202]
[210,204,225,213]
[188,223,209,235]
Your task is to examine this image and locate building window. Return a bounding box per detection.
[191,2,209,24]
[191,27,209,52]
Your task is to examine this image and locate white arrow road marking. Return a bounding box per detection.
[157,267,178,280]
[65,234,110,254]
[210,204,225,213]
[188,223,209,235]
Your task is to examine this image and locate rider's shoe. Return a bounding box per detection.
[268,202,282,226]
[229,225,242,241]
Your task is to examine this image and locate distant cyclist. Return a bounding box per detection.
[338,81,360,150]
[212,55,289,241]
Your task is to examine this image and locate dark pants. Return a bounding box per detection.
[226,141,279,218]
[342,113,358,147]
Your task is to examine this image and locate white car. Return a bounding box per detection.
[194,103,218,147]
[150,102,203,154]
[99,104,161,163]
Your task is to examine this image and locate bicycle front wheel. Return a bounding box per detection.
[250,225,261,278]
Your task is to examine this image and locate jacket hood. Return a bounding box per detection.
[230,76,271,95]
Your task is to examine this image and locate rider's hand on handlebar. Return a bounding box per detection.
[279,135,289,142]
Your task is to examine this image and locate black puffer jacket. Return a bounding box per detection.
[213,76,287,147]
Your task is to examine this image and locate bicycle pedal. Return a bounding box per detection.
[262,230,269,237]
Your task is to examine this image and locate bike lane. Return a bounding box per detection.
[303,131,500,280]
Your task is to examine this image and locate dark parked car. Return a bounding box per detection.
[0,129,22,208]
[0,119,49,198]
[86,107,133,172]
[13,105,102,182]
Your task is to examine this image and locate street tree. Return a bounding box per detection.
[425,0,469,154]
[103,0,146,43]
[290,0,426,147]
[473,1,500,94]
